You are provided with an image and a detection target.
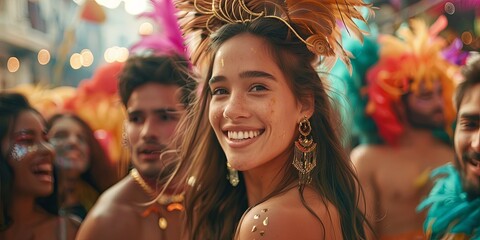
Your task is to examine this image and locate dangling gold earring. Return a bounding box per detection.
[226,162,239,187]
[293,116,317,185]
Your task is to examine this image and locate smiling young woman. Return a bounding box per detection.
[162,0,374,238]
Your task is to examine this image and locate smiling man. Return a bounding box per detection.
[76,55,196,240]
[418,57,480,239]
[454,62,480,200]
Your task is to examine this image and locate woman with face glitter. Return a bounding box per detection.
[0,92,77,240]
[46,113,118,222]
[161,0,373,238]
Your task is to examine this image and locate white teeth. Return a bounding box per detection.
[228,130,260,140]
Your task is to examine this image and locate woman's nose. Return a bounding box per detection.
[222,93,250,120]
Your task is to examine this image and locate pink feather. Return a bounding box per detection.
[428,15,447,39]
[130,0,187,58]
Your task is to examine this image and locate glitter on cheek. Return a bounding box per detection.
[9,144,39,161]
[265,98,276,126]
[269,98,275,116]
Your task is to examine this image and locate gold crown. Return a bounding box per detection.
[176,0,373,70]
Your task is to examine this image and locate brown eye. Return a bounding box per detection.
[129,115,144,124]
[460,120,478,130]
[212,88,228,95]
[250,85,267,92]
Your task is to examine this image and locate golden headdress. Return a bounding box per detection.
[175,0,373,71]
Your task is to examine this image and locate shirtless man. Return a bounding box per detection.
[76,55,195,240]
[351,18,459,239]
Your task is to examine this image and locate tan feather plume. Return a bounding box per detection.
[175,0,373,70]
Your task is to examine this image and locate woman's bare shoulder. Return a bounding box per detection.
[237,187,343,240]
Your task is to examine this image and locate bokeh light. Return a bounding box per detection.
[81,49,94,67]
[461,31,473,45]
[117,47,129,62]
[139,22,154,36]
[70,53,82,69]
[37,49,51,65]
[444,2,455,15]
[7,57,20,73]
[95,0,122,9]
[124,0,148,15]
[104,46,129,63]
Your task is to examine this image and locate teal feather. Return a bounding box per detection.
[329,20,381,146]
[417,163,480,239]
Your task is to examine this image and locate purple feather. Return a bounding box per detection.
[442,38,469,66]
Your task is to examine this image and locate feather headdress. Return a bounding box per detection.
[175,0,373,71]
[365,16,461,145]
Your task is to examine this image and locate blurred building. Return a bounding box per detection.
[0,0,147,89]
[0,0,55,88]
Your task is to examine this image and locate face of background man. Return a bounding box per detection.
[454,83,480,200]
[405,80,445,130]
[125,82,183,179]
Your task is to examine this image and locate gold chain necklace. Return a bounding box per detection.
[129,168,185,230]
[129,168,185,204]
[130,168,155,196]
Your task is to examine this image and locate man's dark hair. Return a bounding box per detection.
[118,54,197,107]
[455,58,480,110]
